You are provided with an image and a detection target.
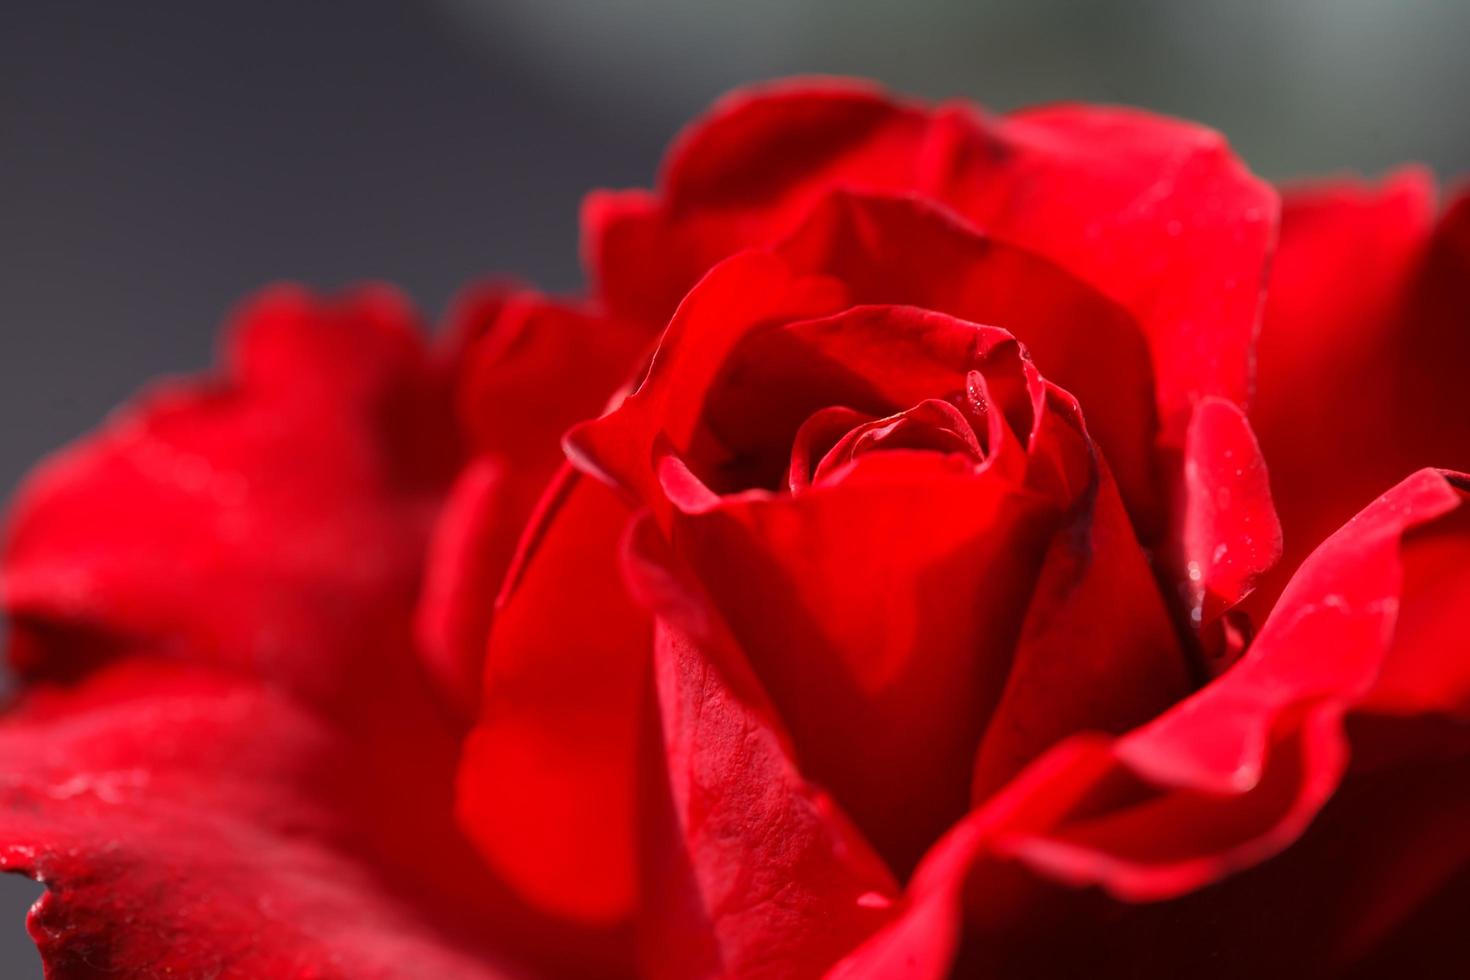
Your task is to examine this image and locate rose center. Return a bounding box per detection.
[788,397,988,492]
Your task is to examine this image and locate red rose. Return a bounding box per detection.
[3,79,1468,979]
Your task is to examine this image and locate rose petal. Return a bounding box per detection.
[419,290,650,718]
[1177,397,1283,649]
[836,468,1470,977]
[809,398,984,486]
[941,99,1276,438]
[0,289,625,973]
[0,659,531,979]
[623,517,900,979]
[575,235,1191,878]
[1004,469,1470,892]
[654,368,1182,877]
[685,305,1038,494]
[576,198,1165,531]
[660,450,1056,875]
[583,79,926,324]
[970,459,1191,800]
[456,469,652,924]
[417,457,517,717]
[2,285,457,700]
[452,290,649,464]
[585,77,1277,443]
[1251,174,1470,617]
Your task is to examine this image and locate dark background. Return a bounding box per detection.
[2,1,1468,972]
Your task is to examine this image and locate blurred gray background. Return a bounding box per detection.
[1,0,1467,972]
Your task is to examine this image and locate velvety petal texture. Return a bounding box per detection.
[836,468,1470,978]
[5,286,458,697]
[585,77,1277,442]
[418,288,649,719]
[632,576,900,980]
[582,78,1283,645]
[0,660,523,980]
[1252,176,1470,614]
[1176,396,1282,662]
[457,469,651,925]
[1,289,614,978]
[558,195,1197,970]
[6,78,1469,980]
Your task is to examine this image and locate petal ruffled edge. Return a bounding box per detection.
[834,468,1470,978]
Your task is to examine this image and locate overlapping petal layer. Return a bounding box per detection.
[586,77,1277,443]
[1,289,620,977]
[836,468,1470,978]
[419,288,649,718]
[1252,178,1470,612]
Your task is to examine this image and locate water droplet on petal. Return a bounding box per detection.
[966,372,988,415]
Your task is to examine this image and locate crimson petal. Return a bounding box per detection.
[0,288,611,974]
[623,517,900,979]
[1250,174,1470,617]
[584,77,1276,444]
[0,661,525,979]
[419,289,649,719]
[836,468,1470,977]
[456,469,652,925]
[3,286,457,699]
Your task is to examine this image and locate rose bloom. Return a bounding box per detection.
[2,78,1468,979]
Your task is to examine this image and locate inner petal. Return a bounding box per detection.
[695,306,1039,495]
[811,398,984,486]
[788,406,874,493]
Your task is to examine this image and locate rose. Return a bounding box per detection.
[1,78,1467,980]
[455,80,1470,977]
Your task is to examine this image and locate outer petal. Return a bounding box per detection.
[951,99,1276,438]
[624,518,900,980]
[0,660,525,980]
[835,468,1470,978]
[3,285,458,700]
[450,289,649,464]
[419,289,649,719]
[417,456,518,716]
[583,79,928,324]
[661,450,1057,876]
[0,289,612,974]
[1176,396,1282,654]
[1251,174,1470,616]
[969,457,1190,800]
[585,77,1277,441]
[630,459,1184,977]
[456,469,652,925]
